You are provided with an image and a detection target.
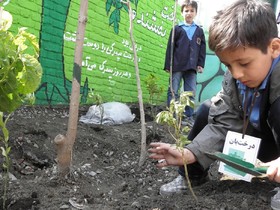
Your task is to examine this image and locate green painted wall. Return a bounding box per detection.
[64,1,175,104]
[6,0,276,106]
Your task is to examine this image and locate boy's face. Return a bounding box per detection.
[216,40,280,88]
[182,5,197,24]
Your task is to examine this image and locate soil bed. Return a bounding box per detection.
[0,105,278,209]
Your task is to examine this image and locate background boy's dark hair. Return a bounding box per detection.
[208,0,277,53]
[181,1,198,13]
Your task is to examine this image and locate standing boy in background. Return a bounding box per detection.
[164,1,206,127]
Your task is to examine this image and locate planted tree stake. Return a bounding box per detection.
[127,1,147,166]
[54,0,88,177]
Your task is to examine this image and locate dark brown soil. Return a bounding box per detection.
[0,105,278,210]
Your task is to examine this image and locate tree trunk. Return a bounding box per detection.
[128,2,147,166]
[54,0,88,177]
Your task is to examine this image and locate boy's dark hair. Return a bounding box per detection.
[181,1,198,13]
[208,0,277,54]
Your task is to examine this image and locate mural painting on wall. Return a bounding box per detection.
[4,0,226,106]
[106,0,139,34]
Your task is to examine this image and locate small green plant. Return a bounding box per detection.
[0,112,10,210]
[87,91,104,124]
[155,91,197,200]
[144,73,164,105]
[0,8,42,209]
[144,73,164,138]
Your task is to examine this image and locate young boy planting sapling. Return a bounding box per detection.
[149,0,280,195]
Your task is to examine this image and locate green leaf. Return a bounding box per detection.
[114,21,119,34]
[2,126,9,142]
[106,0,113,15]
[129,0,138,8]
[17,54,42,94]
[155,111,176,127]
[109,9,120,25]
[115,9,120,22]
[122,4,129,13]
[0,89,22,113]
[180,91,194,108]
[0,147,3,154]
[1,71,18,93]
[182,126,190,134]
[109,14,115,26]
[3,162,9,169]
[19,28,40,57]
[6,146,11,155]
[116,0,122,9]
[134,0,139,8]
[1,147,7,157]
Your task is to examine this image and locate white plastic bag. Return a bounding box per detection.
[79,102,135,125]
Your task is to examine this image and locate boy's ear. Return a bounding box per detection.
[270,38,280,58]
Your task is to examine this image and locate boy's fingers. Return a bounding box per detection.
[149,142,162,147]
[266,166,278,180]
[258,162,270,167]
[156,159,168,168]
[149,153,164,160]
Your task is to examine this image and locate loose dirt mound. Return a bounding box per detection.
[0,105,278,209]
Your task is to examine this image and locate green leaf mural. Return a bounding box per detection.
[106,0,138,34]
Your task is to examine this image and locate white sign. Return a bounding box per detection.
[218,131,261,182]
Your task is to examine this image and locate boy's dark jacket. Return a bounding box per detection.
[186,61,280,170]
[164,24,206,72]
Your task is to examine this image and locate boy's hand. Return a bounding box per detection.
[260,157,280,183]
[197,66,203,73]
[148,142,196,167]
